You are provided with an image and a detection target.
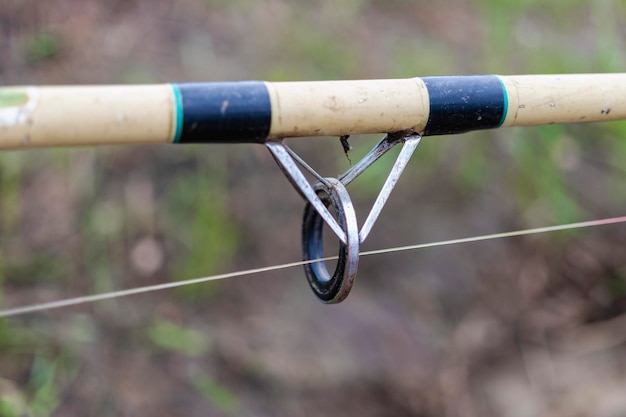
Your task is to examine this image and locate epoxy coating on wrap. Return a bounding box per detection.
[174,82,272,143]
[422,75,507,135]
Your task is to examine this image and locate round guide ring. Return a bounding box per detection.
[302,178,359,303]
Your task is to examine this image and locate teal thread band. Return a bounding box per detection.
[496,76,508,127]
[170,83,183,143]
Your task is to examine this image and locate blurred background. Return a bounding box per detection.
[1,0,626,416]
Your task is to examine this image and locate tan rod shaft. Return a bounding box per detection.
[0,74,625,150]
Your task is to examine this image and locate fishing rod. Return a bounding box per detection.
[1,74,626,304]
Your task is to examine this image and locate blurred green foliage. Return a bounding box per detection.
[0,388,27,417]
[0,0,625,415]
[25,32,61,62]
[28,355,60,417]
[147,320,209,356]
[165,161,239,300]
[193,374,241,415]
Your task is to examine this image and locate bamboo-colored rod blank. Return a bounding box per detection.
[0,85,175,149]
[500,74,626,127]
[266,78,430,138]
[2,74,626,150]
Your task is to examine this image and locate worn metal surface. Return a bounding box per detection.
[269,131,422,302]
[302,178,359,303]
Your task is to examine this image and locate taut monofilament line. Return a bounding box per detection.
[1,216,625,318]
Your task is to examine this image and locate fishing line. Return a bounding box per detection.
[0,258,336,319]
[1,215,625,318]
[360,216,626,256]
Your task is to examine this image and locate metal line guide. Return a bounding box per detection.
[266,130,421,303]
